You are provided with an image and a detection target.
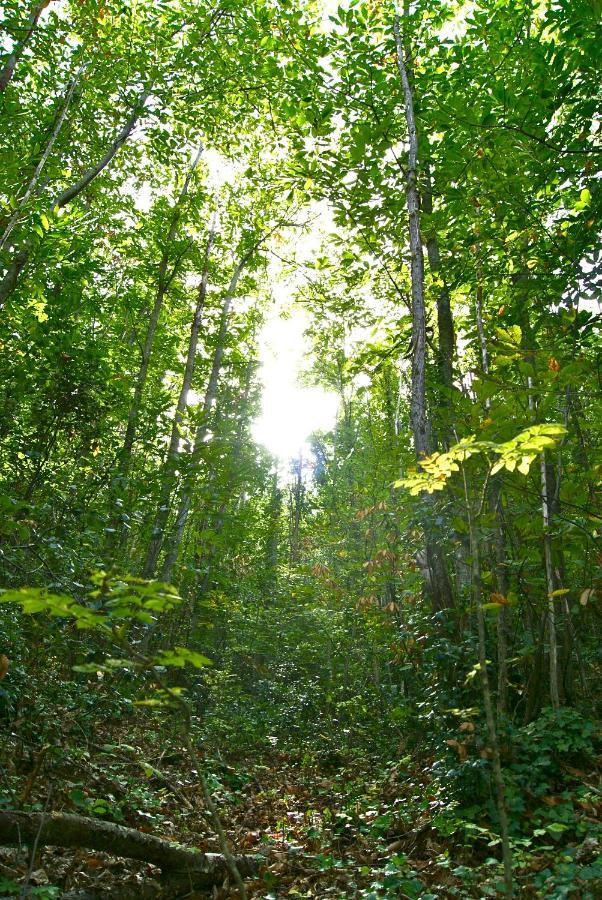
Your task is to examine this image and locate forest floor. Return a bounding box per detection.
[1,718,601,898]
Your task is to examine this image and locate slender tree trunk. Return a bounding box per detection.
[0,61,86,251]
[289,454,303,566]
[475,258,490,385]
[119,145,204,476]
[181,359,257,634]
[527,375,561,711]
[0,0,50,92]
[422,167,454,406]
[159,255,248,582]
[0,85,151,309]
[142,220,217,579]
[393,14,429,459]
[264,473,282,587]
[494,494,510,717]
[475,260,510,715]
[394,12,453,612]
[462,471,513,897]
[54,89,151,209]
[541,450,560,711]
[0,249,29,308]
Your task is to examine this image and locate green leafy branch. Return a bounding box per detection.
[0,572,181,631]
[0,573,212,691]
[395,424,567,495]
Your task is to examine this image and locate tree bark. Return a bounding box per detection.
[494,493,510,718]
[0,810,260,888]
[422,167,454,406]
[104,148,204,559]
[475,259,490,383]
[393,14,429,459]
[394,12,453,612]
[142,218,217,579]
[527,374,561,712]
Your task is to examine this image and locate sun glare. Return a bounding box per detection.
[252,308,339,461]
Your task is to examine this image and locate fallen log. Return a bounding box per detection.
[0,811,262,889]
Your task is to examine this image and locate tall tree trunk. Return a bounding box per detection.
[159,254,248,582]
[142,219,217,579]
[289,454,304,567]
[393,12,453,612]
[393,14,429,459]
[264,473,282,587]
[541,450,560,712]
[0,85,151,309]
[0,0,50,92]
[475,257,490,383]
[462,471,513,897]
[422,166,454,414]
[493,493,511,717]
[527,375,561,711]
[475,258,511,715]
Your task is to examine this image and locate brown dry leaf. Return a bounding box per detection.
[580,588,596,606]
[30,868,49,885]
[0,655,9,681]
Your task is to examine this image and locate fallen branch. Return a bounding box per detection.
[0,811,261,889]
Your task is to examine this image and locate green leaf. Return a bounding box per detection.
[152,647,212,668]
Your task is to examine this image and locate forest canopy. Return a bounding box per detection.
[0,0,600,897]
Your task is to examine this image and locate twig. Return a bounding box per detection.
[20,787,53,898]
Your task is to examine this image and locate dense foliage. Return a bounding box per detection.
[0,0,600,897]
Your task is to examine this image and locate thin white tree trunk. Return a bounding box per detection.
[142,216,217,579]
[160,254,248,581]
[541,450,560,711]
[528,376,560,711]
